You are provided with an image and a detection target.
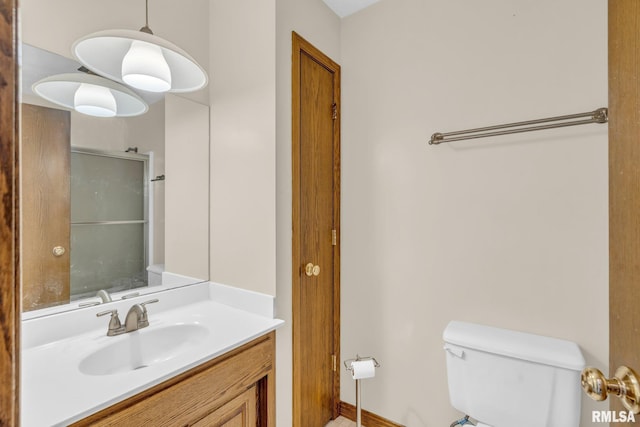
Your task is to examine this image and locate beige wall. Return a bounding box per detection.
[275,0,341,425]
[209,0,277,296]
[339,0,608,426]
[165,95,210,279]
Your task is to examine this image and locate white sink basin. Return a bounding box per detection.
[22,282,284,427]
[79,324,209,376]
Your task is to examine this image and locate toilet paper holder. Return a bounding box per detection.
[344,355,380,374]
[344,355,380,427]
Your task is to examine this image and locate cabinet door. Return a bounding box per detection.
[194,386,257,427]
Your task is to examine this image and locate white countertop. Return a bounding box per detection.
[21,282,283,427]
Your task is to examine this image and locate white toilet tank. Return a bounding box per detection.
[443,321,585,427]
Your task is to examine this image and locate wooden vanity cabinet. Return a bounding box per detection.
[72,332,275,427]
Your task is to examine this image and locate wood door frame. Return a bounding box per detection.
[291,31,341,423]
[608,1,640,421]
[0,0,20,425]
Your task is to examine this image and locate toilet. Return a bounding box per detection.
[443,321,585,427]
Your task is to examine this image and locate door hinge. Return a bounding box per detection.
[332,229,337,246]
[332,354,337,372]
[331,103,338,120]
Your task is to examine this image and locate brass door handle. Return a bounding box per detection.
[304,263,320,277]
[581,366,640,414]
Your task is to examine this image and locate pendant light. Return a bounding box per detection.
[72,0,207,93]
[73,83,117,117]
[121,41,172,92]
[32,72,148,117]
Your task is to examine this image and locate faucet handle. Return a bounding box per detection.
[97,309,124,336]
[121,292,141,300]
[139,299,159,325]
[79,301,101,308]
[140,299,159,310]
[141,298,159,308]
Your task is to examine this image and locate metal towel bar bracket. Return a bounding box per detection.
[429,107,608,145]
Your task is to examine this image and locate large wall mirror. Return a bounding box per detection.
[20,0,210,315]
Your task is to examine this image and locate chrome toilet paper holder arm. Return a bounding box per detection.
[344,355,380,373]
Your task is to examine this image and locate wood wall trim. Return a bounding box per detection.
[609,1,640,422]
[339,401,405,427]
[0,0,20,425]
[291,30,302,425]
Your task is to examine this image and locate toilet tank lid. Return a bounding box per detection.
[443,321,585,371]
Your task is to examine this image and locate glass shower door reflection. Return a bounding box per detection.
[70,149,149,299]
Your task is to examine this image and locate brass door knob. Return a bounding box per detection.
[581,366,640,414]
[304,263,320,277]
[52,246,66,257]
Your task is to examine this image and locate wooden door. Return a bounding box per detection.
[21,103,71,311]
[609,1,640,425]
[292,32,341,426]
[0,0,20,424]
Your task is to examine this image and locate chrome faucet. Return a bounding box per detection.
[96,299,159,336]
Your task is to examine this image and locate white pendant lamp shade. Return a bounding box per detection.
[73,29,208,93]
[122,40,171,92]
[33,73,148,117]
[74,83,117,117]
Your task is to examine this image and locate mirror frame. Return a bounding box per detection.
[0,0,20,424]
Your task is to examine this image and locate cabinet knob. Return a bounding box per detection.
[52,246,66,257]
[304,263,320,277]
